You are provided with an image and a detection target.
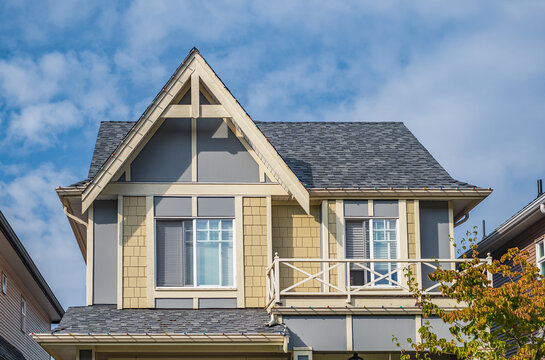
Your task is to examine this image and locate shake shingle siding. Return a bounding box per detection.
[88,121,473,189]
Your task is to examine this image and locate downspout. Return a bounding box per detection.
[454,212,469,228]
[64,206,88,228]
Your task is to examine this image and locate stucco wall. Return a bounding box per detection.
[272,204,321,292]
[122,196,148,308]
[243,197,267,307]
[0,254,51,360]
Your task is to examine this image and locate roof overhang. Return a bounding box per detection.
[309,187,492,222]
[56,187,87,261]
[477,192,545,256]
[33,333,288,360]
[0,212,64,321]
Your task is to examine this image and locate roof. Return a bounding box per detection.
[474,192,545,256]
[0,211,64,321]
[87,120,473,189]
[53,305,285,335]
[0,334,25,360]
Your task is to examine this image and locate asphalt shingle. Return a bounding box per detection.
[86,121,473,189]
[53,306,283,334]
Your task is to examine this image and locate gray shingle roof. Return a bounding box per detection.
[53,306,284,334]
[87,121,473,189]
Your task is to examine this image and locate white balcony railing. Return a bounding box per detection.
[265,253,490,310]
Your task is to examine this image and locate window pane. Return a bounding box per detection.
[221,242,234,286]
[197,242,220,285]
[540,262,545,276]
[374,219,385,229]
[374,241,388,259]
[209,230,220,241]
[222,220,233,230]
[183,221,193,286]
[209,220,220,229]
[197,220,208,230]
[539,242,544,259]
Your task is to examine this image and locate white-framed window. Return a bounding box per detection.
[536,239,545,276]
[155,218,234,288]
[21,298,26,333]
[345,218,399,286]
[1,273,6,294]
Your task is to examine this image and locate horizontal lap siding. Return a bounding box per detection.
[0,254,51,360]
[272,205,321,292]
[491,216,545,288]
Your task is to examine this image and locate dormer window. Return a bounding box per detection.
[156,218,234,288]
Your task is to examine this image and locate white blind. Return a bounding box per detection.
[156,220,184,287]
[346,220,366,258]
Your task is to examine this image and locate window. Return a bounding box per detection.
[536,239,545,276]
[1,273,6,294]
[346,218,399,286]
[156,219,234,287]
[21,298,26,333]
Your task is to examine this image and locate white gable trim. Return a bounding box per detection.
[82,50,309,213]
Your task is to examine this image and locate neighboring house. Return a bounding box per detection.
[475,181,545,287]
[0,211,64,360]
[34,48,492,360]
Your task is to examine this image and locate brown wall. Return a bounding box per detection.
[492,216,545,288]
[0,254,51,360]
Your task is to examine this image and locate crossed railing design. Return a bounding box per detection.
[265,253,490,310]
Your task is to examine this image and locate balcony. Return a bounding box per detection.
[265,254,489,313]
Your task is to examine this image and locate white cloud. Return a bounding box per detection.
[0,163,85,308]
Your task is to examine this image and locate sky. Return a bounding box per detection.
[0,0,545,309]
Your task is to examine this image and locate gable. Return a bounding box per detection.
[125,117,260,183]
[82,48,310,213]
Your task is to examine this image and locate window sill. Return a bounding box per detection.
[155,287,237,291]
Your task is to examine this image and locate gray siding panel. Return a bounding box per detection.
[154,197,192,217]
[197,118,259,182]
[93,200,118,305]
[344,201,369,217]
[419,201,450,289]
[131,118,192,182]
[374,200,399,217]
[283,316,346,351]
[353,315,415,351]
[197,197,235,217]
[198,298,237,309]
[155,298,193,309]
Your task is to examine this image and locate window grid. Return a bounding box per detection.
[346,218,399,287]
[536,239,545,276]
[155,218,235,288]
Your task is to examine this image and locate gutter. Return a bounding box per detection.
[308,187,492,198]
[32,333,287,351]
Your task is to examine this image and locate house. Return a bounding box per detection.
[475,180,545,286]
[34,48,492,360]
[0,211,64,360]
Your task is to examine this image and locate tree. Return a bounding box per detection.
[397,228,545,360]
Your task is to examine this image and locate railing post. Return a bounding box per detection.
[486,252,493,286]
[416,260,423,292]
[346,261,351,303]
[274,252,280,304]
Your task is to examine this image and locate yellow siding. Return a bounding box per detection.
[328,201,338,286]
[272,204,321,292]
[243,197,267,308]
[122,196,148,308]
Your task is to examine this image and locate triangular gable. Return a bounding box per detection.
[82,49,309,213]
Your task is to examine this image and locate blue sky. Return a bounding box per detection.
[1,1,545,309]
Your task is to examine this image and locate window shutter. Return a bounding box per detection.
[346,221,365,259]
[156,221,184,287]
